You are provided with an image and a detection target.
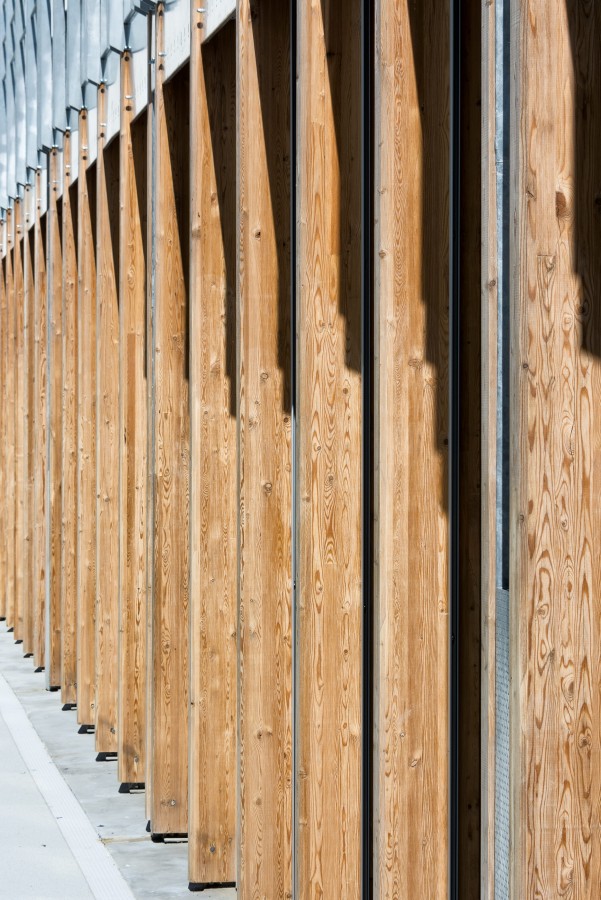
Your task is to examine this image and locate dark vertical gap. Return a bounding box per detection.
[361,0,373,897]
[131,112,148,380]
[163,62,191,381]
[104,136,121,303]
[201,22,236,416]
[458,0,482,893]
[69,181,78,250]
[86,161,97,253]
[450,0,461,897]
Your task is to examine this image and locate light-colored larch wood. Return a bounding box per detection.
[13,198,25,644]
[0,220,6,623]
[236,1,292,896]
[149,4,190,834]
[61,133,79,705]
[47,149,64,688]
[4,209,15,631]
[96,84,121,754]
[373,0,450,896]
[118,51,148,786]
[189,8,237,885]
[77,111,97,726]
[23,184,36,657]
[297,1,363,896]
[33,175,48,670]
[510,2,601,895]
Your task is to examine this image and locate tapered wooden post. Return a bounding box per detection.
[148,3,190,834]
[96,83,120,753]
[61,131,79,704]
[118,50,148,785]
[0,219,6,623]
[4,208,15,630]
[14,197,25,644]
[373,1,450,895]
[188,6,237,886]
[33,171,48,669]
[237,1,292,896]
[23,183,36,657]
[296,1,363,895]
[77,110,97,726]
[47,147,63,688]
[510,2,601,895]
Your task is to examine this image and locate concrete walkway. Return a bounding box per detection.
[0,624,236,900]
[0,699,95,899]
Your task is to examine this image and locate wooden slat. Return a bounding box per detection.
[33,176,48,670]
[149,5,190,834]
[61,133,79,705]
[373,0,449,895]
[510,2,601,895]
[23,184,36,657]
[236,1,292,896]
[5,209,15,631]
[0,220,6,623]
[118,50,148,786]
[14,198,25,644]
[189,8,237,885]
[96,84,121,754]
[296,1,363,895]
[77,112,97,726]
[47,149,64,688]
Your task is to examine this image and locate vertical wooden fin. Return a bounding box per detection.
[149,5,190,834]
[296,1,363,896]
[373,0,450,895]
[189,6,237,885]
[118,51,148,785]
[23,184,36,657]
[61,133,79,704]
[33,175,48,669]
[237,1,292,896]
[5,208,15,631]
[510,2,601,895]
[14,197,25,644]
[96,84,121,753]
[0,219,6,623]
[47,152,63,688]
[77,111,97,726]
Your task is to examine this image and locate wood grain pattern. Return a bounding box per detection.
[47,149,64,688]
[118,51,148,786]
[373,0,450,896]
[189,9,237,885]
[511,2,601,895]
[14,198,25,644]
[149,8,190,834]
[297,1,363,895]
[4,209,15,631]
[96,85,121,754]
[23,185,36,657]
[61,135,79,704]
[0,220,6,622]
[237,2,292,896]
[33,177,48,670]
[77,113,97,725]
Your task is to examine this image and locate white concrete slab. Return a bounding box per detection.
[0,625,237,899]
[0,692,95,899]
